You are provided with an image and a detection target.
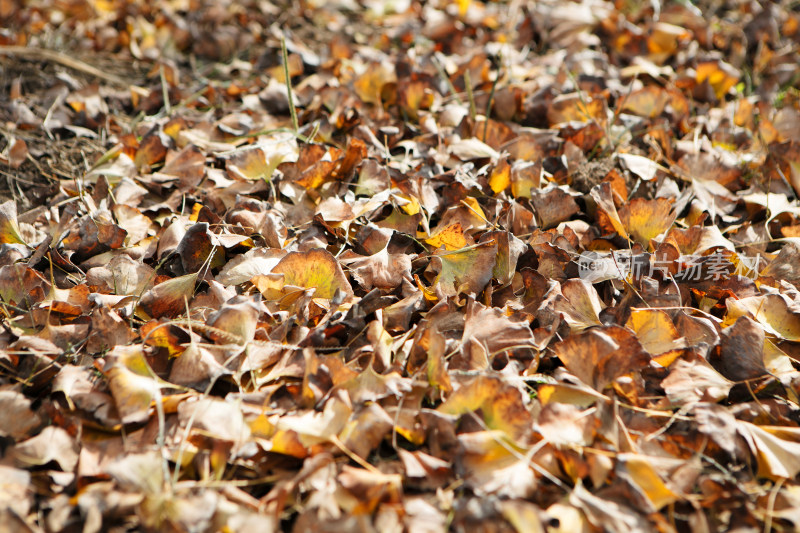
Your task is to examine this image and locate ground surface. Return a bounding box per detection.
[2,0,800,531]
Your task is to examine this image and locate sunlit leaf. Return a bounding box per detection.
[696,60,740,101]
[626,309,686,367]
[553,326,649,391]
[489,159,511,194]
[617,153,661,182]
[137,272,198,319]
[726,294,800,341]
[619,197,676,246]
[619,454,680,510]
[103,346,164,425]
[426,327,451,393]
[271,248,353,300]
[740,423,800,480]
[0,200,27,245]
[424,222,467,251]
[439,376,532,442]
[620,86,670,118]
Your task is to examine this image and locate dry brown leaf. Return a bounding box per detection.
[5,2,800,530]
[661,358,733,406]
[552,326,649,391]
[430,240,497,298]
[437,375,532,442]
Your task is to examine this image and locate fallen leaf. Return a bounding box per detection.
[0,390,41,440]
[617,153,662,182]
[6,137,28,169]
[620,86,670,118]
[10,426,79,471]
[625,309,686,367]
[696,60,740,101]
[425,222,468,251]
[0,200,27,245]
[726,294,800,342]
[711,316,769,382]
[215,247,285,286]
[103,345,165,424]
[531,186,580,229]
[86,254,155,296]
[430,240,497,298]
[556,279,604,331]
[569,482,652,533]
[739,422,800,479]
[137,272,198,319]
[535,402,596,446]
[489,159,511,194]
[619,198,676,246]
[449,138,500,160]
[591,182,628,239]
[661,357,733,406]
[271,248,354,300]
[552,326,649,391]
[438,375,532,442]
[457,430,537,498]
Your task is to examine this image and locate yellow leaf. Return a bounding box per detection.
[438,376,532,442]
[225,147,271,181]
[432,240,497,297]
[265,430,308,458]
[414,274,438,302]
[619,197,676,246]
[398,194,420,216]
[425,222,467,251]
[461,196,487,225]
[726,294,800,341]
[0,200,27,246]
[696,61,739,101]
[249,413,276,438]
[271,248,353,300]
[620,455,680,510]
[426,328,452,393]
[141,321,185,357]
[353,63,396,105]
[538,383,605,407]
[189,202,204,222]
[162,117,186,140]
[251,273,286,301]
[626,309,685,360]
[489,160,511,194]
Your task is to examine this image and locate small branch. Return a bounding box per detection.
[281,37,299,134]
[0,46,130,86]
[464,70,477,125]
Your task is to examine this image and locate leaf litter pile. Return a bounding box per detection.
[2,0,800,531]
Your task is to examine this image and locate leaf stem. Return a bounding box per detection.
[281,37,299,134]
[464,70,477,126]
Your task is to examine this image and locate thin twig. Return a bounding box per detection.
[464,70,476,125]
[483,56,501,142]
[281,37,299,134]
[0,46,130,86]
